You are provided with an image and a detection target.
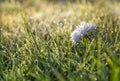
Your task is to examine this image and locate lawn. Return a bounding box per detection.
[0,0,120,81]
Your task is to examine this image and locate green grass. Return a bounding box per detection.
[0,0,120,81]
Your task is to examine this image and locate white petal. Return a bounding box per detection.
[70,22,97,43]
[70,29,83,43]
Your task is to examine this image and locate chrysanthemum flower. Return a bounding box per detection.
[70,22,96,43]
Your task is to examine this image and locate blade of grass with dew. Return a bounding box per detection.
[97,32,101,80]
[21,13,41,54]
[102,52,120,81]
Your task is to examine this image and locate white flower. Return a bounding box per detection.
[70,22,96,43]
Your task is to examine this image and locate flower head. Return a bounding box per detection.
[70,22,96,43]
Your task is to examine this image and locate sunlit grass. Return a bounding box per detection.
[0,0,120,81]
